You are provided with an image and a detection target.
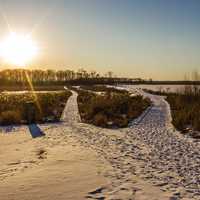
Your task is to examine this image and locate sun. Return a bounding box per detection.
[0,32,38,67]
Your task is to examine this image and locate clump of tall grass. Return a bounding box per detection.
[166,90,200,133]
[144,83,200,138]
[77,88,150,128]
[0,91,72,125]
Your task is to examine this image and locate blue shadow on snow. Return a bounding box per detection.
[28,124,45,138]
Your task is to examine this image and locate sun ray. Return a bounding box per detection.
[24,70,42,115]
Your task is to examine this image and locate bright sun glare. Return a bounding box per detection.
[0,32,38,67]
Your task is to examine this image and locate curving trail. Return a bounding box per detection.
[63,87,200,200]
[1,87,200,200]
[126,88,200,199]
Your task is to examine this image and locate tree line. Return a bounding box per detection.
[1,68,200,87]
[0,68,138,86]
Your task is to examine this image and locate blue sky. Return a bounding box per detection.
[0,0,200,80]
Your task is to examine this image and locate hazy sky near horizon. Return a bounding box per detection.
[0,0,199,80]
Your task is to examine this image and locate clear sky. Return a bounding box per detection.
[0,0,199,80]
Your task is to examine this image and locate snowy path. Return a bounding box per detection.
[61,90,81,123]
[62,87,200,199]
[1,88,199,199]
[126,88,200,199]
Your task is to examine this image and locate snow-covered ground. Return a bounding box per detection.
[66,86,200,199]
[61,90,81,123]
[0,86,200,200]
